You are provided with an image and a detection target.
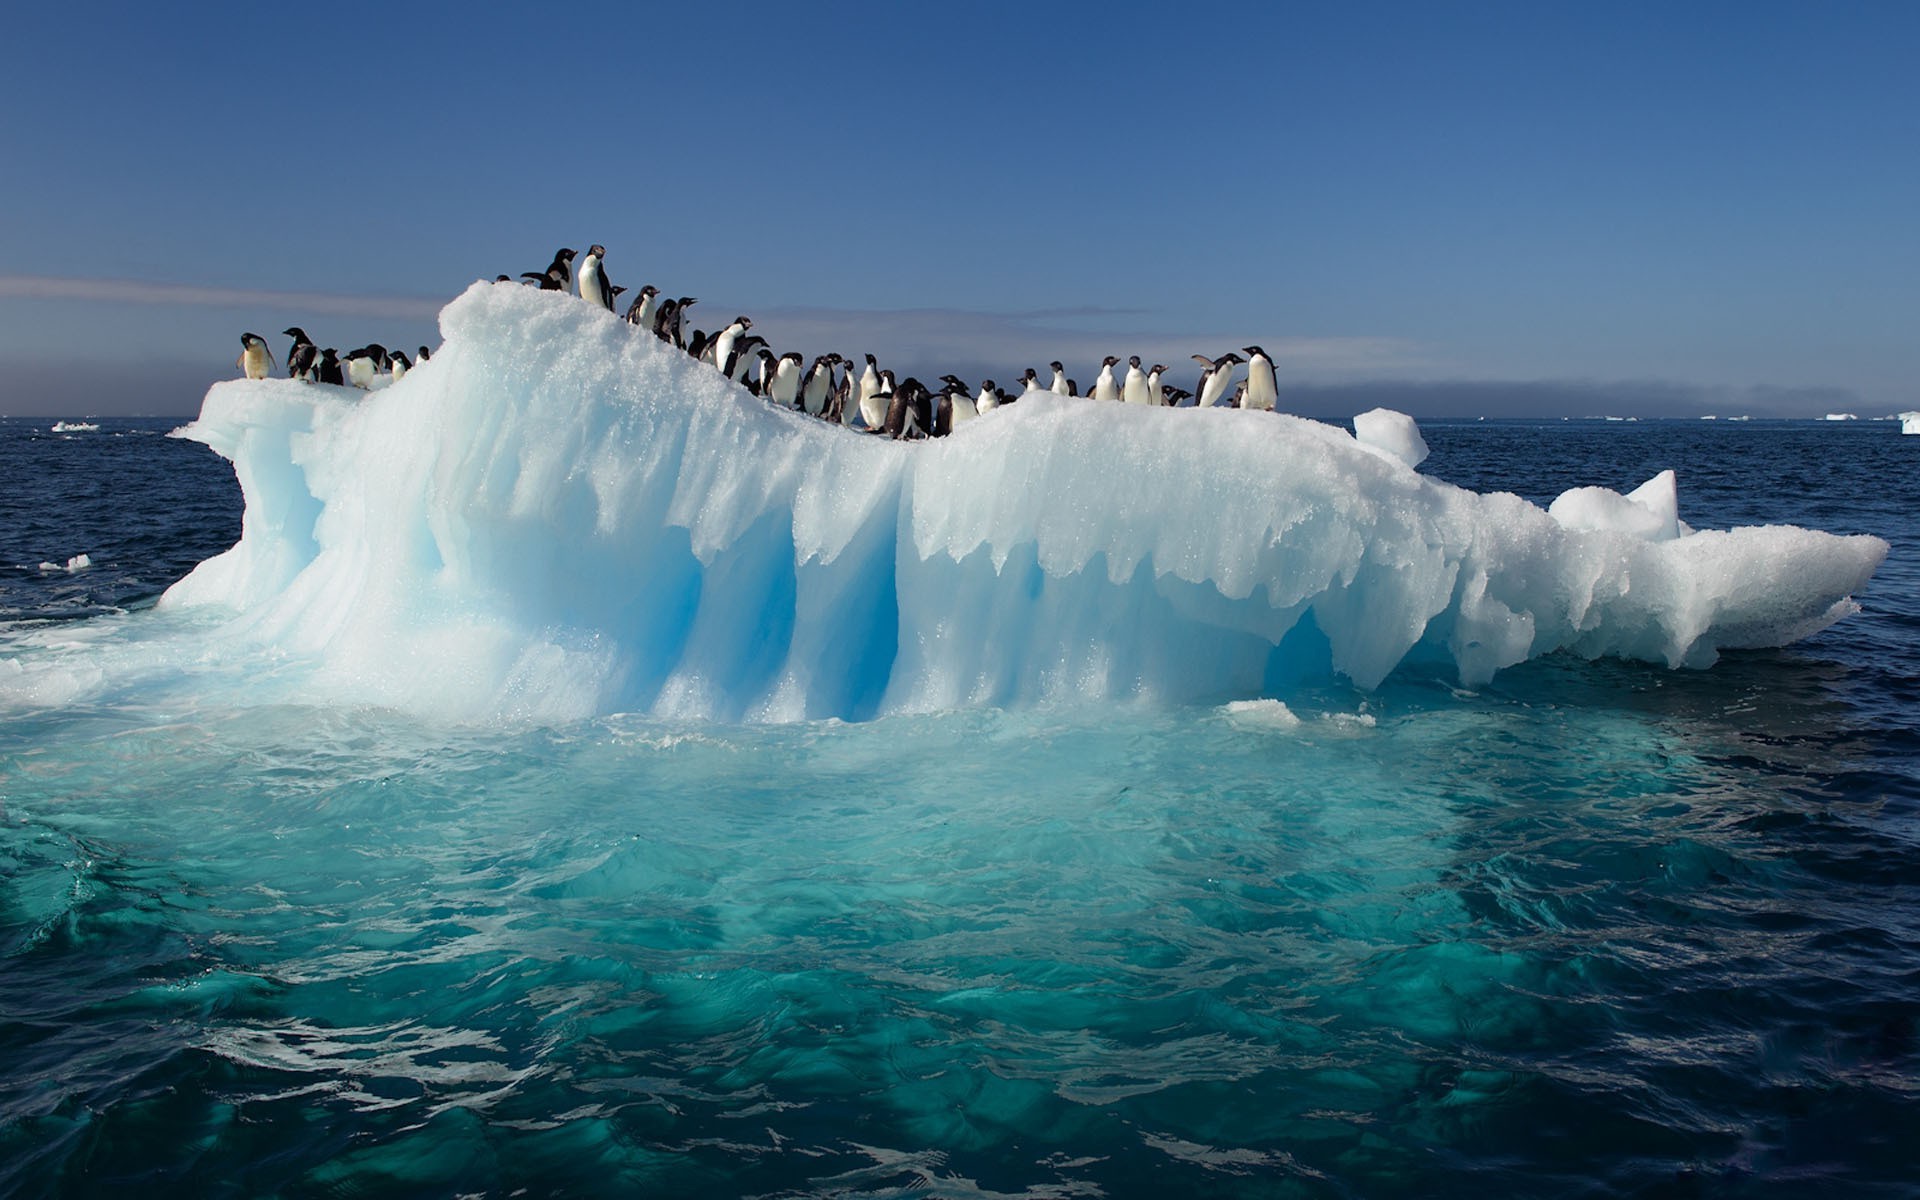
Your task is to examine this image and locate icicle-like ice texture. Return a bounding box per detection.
[161,282,1886,723]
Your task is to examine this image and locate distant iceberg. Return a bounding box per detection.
[148,282,1886,724]
[1900,411,1920,435]
[51,421,99,433]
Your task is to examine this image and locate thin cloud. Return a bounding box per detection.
[0,275,447,320]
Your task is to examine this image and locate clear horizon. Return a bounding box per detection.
[3,2,1915,419]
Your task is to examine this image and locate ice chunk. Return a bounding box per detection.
[1900,411,1920,435]
[119,282,1889,724]
[37,554,92,573]
[1547,470,1690,542]
[1351,408,1429,469]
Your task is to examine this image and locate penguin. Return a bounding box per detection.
[344,344,388,390]
[1090,355,1122,401]
[1122,355,1152,405]
[801,353,838,416]
[238,332,275,380]
[283,327,314,374]
[710,316,752,376]
[624,284,660,329]
[316,348,344,386]
[1145,363,1166,404]
[1067,379,1080,397]
[651,297,680,342]
[526,247,575,291]
[1192,352,1244,408]
[285,327,318,382]
[883,377,932,439]
[975,379,1000,415]
[934,376,972,435]
[830,357,853,423]
[670,297,697,348]
[767,351,805,408]
[388,349,412,381]
[1018,367,1042,394]
[1164,386,1194,406]
[855,354,887,430]
[416,345,431,363]
[687,328,712,361]
[1049,361,1070,395]
[727,335,768,384]
[1241,345,1278,411]
[577,244,612,310]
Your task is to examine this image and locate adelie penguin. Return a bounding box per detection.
[284,327,317,381]
[710,316,752,378]
[855,354,887,431]
[238,332,275,380]
[523,247,575,291]
[344,344,388,390]
[316,348,344,386]
[1049,361,1070,395]
[624,285,660,329]
[1240,345,1278,411]
[1090,355,1122,401]
[1192,352,1244,408]
[766,352,805,408]
[1122,355,1152,405]
[800,354,838,417]
[388,349,413,381]
[577,245,613,310]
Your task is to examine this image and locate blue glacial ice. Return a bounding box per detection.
[68,282,1885,724]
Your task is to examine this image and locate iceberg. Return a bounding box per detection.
[1900,411,1920,435]
[146,282,1885,724]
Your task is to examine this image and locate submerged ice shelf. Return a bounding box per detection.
[119,283,1887,724]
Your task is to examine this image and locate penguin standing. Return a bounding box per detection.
[1193,352,1244,408]
[1122,355,1152,405]
[975,379,1000,415]
[285,327,317,381]
[524,247,575,290]
[1241,345,1278,411]
[344,344,388,390]
[416,345,431,364]
[577,244,613,310]
[1049,361,1070,395]
[1145,363,1166,404]
[624,285,660,329]
[767,351,805,408]
[1017,367,1042,394]
[711,316,752,376]
[801,354,838,416]
[855,354,887,430]
[316,348,344,385]
[388,349,413,381]
[1090,355,1122,401]
[728,336,768,385]
[883,377,931,439]
[238,332,275,380]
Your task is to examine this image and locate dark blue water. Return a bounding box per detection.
[2,415,1917,1198]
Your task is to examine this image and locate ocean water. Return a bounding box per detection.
[2,414,1917,1198]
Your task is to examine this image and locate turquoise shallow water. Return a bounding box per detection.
[2,417,1917,1197]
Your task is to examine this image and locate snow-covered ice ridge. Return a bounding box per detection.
[161,282,1887,723]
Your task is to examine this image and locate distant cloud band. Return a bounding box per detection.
[0,274,446,320]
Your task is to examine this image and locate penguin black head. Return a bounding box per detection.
[283,327,311,343]
[554,248,576,263]
[734,316,753,330]
[979,379,995,392]
[1103,355,1121,367]
[588,244,606,259]
[1149,364,1165,375]
[1049,360,1065,373]
[1243,345,1268,359]
[1129,355,1141,369]
[241,331,264,347]
[417,346,431,362]
[495,274,511,282]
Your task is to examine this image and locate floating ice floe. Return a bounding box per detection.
[38,554,92,573]
[99,281,1886,724]
[51,421,100,433]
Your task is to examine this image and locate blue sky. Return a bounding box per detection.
[2,1,1915,417]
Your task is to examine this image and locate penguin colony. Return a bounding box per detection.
[239,243,1289,437]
